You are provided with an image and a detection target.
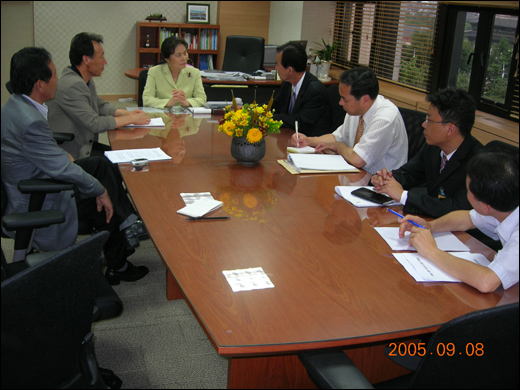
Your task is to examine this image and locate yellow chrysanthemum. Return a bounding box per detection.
[222,121,236,136]
[255,107,265,114]
[246,128,263,143]
[235,128,244,137]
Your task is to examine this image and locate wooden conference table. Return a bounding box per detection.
[108,114,518,388]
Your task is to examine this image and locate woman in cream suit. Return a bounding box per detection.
[143,37,207,108]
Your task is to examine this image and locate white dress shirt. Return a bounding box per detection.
[470,207,519,290]
[332,95,408,175]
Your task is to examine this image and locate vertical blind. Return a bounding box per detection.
[332,1,439,92]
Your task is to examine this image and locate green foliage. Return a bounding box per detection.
[314,38,339,62]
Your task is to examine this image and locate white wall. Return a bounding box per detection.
[269,1,335,54]
[1,1,34,106]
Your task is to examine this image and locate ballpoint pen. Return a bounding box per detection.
[387,209,425,229]
[295,121,299,147]
[186,216,231,221]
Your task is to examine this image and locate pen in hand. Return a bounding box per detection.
[387,209,425,229]
[295,121,299,147]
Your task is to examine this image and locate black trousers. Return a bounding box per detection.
[74,156,135,270]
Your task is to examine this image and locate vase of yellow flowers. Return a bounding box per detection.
[218,93,283,166]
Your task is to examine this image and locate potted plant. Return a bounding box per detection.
[314,38,339,80]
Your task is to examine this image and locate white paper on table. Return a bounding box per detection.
[180,192,215,205]
[393,252,491,282]
[286,146,316,154]
[335,186,402,208]
[176,199,223,218]
[124,117,165,127]
[374,227,470,252]
[126,106,168,113]
[104,147,171,164]
[287,153,357,171]
[222,267,275,292]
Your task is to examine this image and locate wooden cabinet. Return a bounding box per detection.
[136,22,219,70]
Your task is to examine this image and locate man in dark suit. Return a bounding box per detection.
[371,88,484,218]
[272,42,332,136]
[1,47,148,285]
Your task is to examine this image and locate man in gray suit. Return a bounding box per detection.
[47,32,150,160]
[1,47,148,285]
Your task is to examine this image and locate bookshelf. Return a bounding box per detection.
[136,22,219,70]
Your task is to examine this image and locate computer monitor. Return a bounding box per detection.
[263,44,278,67]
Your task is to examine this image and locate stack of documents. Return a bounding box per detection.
[373,227,486,283]
[335,186,401,207]
[286,146,315,154]
[124,117,165,127]
[222,267,275,292]
[374,227,470,252]
[104,147,171,164]
[393,252,490,283]
[177,192,223,218]
[280,153,359,174]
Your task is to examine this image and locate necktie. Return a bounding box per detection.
[288,87,296,113]
[440,152,448,173]
[354,116,364,146]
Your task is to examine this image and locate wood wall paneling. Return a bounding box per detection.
[217,1,271,69]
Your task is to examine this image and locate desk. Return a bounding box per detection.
[109,116,518,388]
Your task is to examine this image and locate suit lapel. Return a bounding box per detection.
[161,65,176,88]
[293,73,311,112]
[429,137,471,188]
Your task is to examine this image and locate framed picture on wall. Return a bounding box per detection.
[187,3,210,24]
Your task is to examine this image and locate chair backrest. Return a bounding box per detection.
[484,139,519,156]
[222,35,265,74]
[138,68,149,107]
[410,303,519,389]
[327,84,346,131]
[398,107,426,160]
[1,231,109,388]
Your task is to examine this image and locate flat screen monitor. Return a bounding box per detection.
[264,44,278,67]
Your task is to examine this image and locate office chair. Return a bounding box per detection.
[1,178,123,321]
[222,35,265,74]
[1,231,122,389]
[298,302,519,389]
[5,80,75,144]
[138,68,149,107]
[398,107,426,161]
[484,139,519,156]
[327,84,346,131]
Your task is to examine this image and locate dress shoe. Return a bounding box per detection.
[105,261,149,285]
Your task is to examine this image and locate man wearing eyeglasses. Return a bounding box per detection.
[371,88,484,218]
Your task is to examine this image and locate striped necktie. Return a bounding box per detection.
[354,116,364,146]
[288,87,296,113]
[440,152,448,172]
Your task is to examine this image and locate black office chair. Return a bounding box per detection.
[484,139,519,156]
[398,107,426,161]
[1,231,122,389]
[138,68,149,107]
[327,84,346,131]
[1,178,123,321]
[299,302,519,389]
[222,35,265,74]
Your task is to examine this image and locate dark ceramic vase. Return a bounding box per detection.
[230,137,266,166]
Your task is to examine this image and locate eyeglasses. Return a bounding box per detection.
[424,116,451,126]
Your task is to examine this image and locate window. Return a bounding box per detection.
[332,1,439,92]
[438,6,519,121]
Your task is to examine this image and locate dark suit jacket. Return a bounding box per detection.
[392,136,484,218]
[272,73,332,136]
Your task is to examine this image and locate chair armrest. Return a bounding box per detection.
[53,132,75,144]
[298,350,374,389]
[2,209,65,231]
[17,179,75,194]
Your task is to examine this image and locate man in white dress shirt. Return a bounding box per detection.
[290,67,408,174]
